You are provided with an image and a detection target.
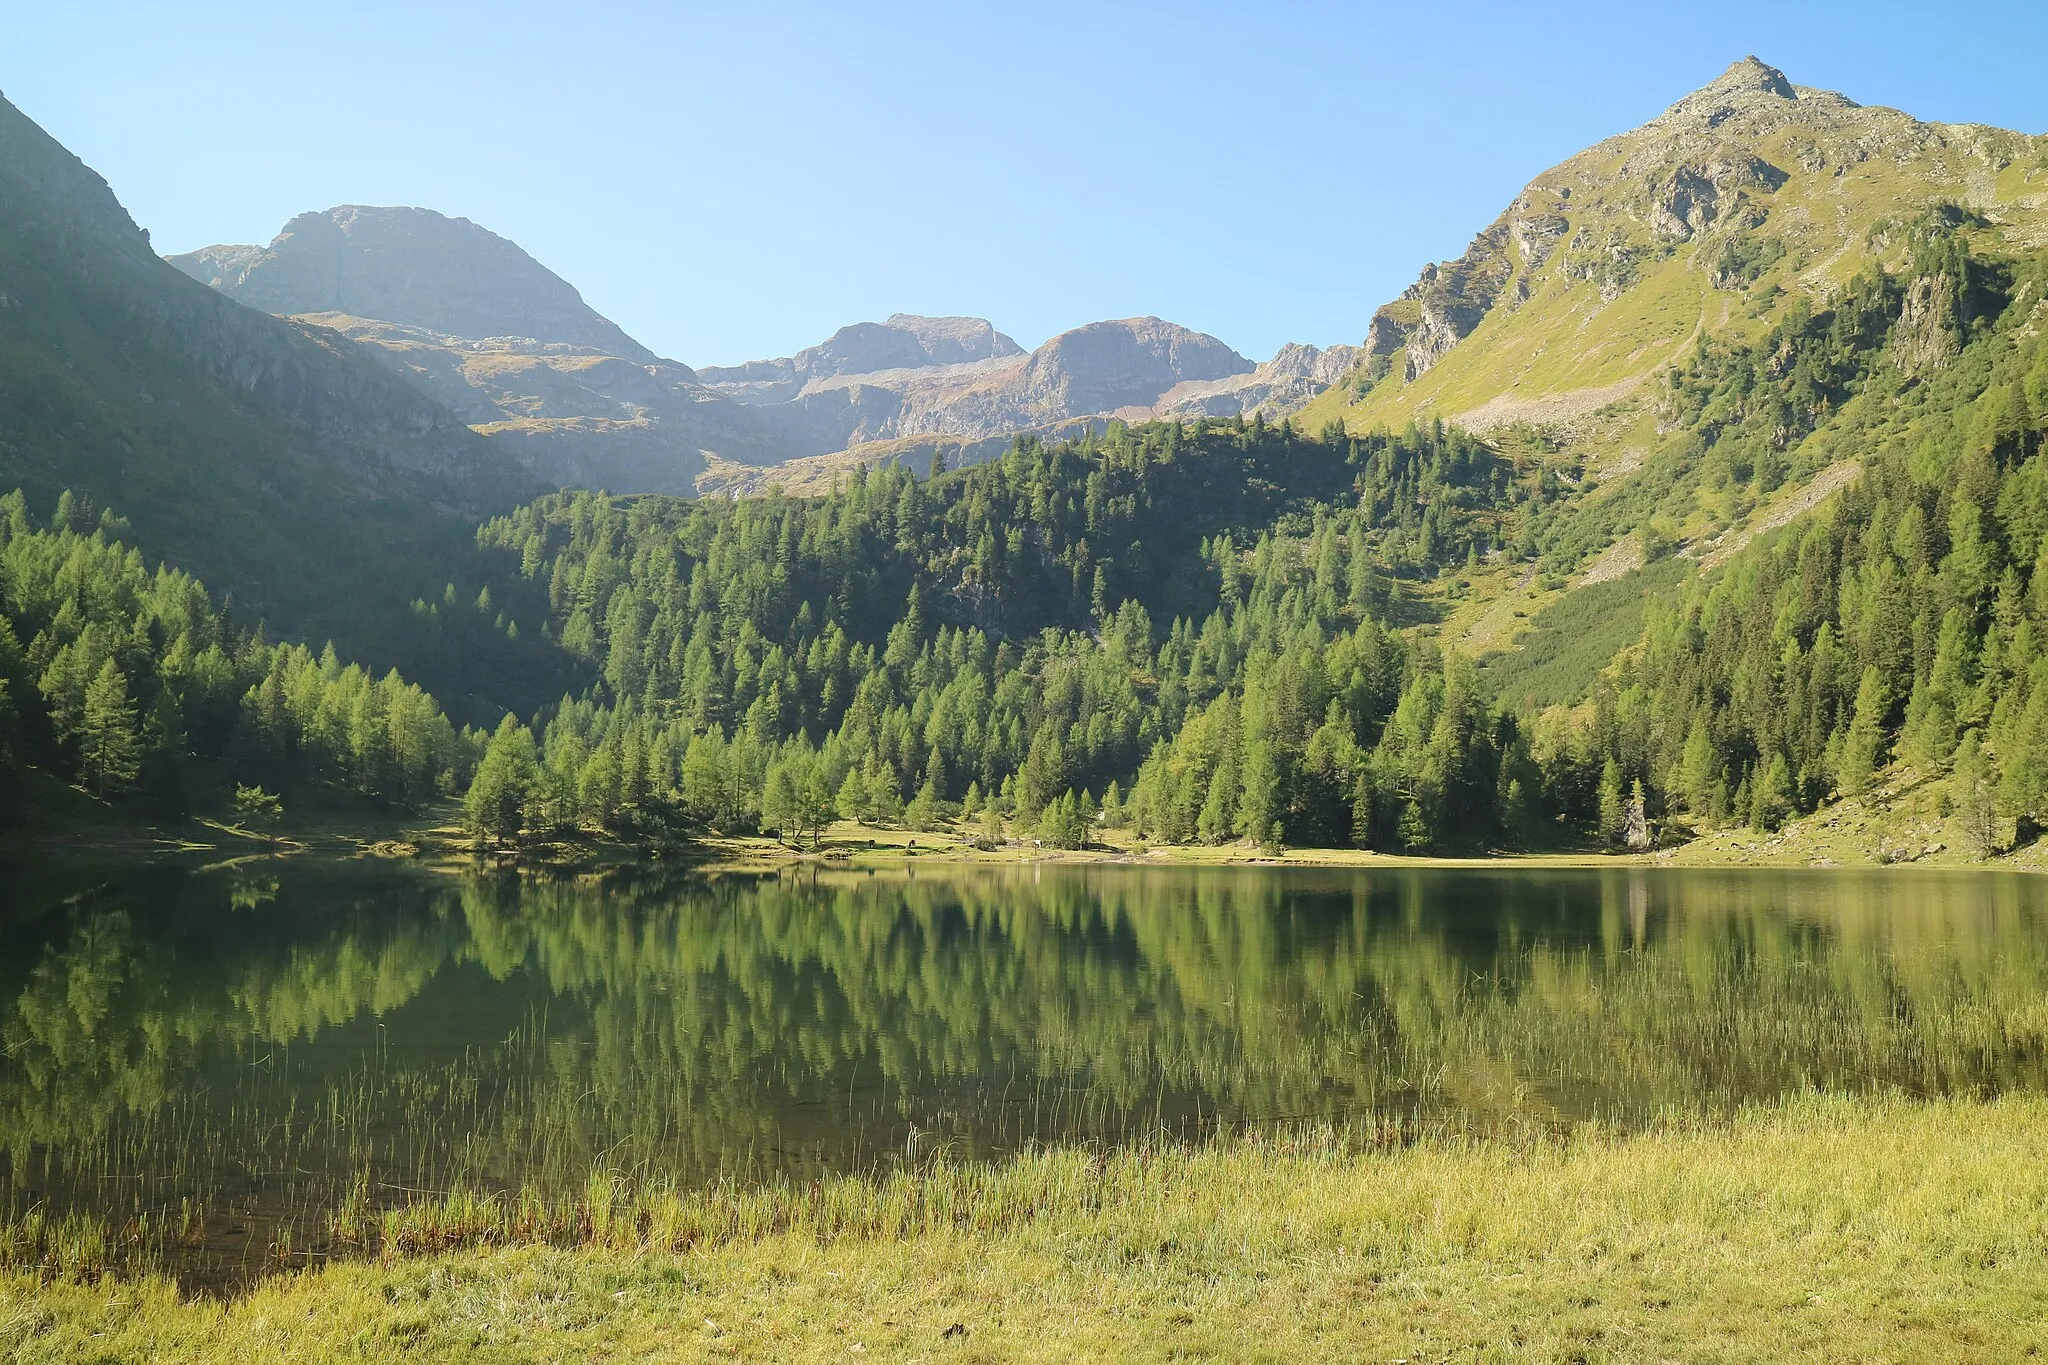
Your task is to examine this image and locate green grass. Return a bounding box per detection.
[1478,557,1691,709]
[4,1093,2045,1360]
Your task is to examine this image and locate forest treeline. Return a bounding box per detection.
[7,213,2046,857]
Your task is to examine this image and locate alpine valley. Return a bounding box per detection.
[4,55,2048,871]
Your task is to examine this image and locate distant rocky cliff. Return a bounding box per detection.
[697,314,1023,401]
[1155,342,1364,420]
[701,315,1283,458]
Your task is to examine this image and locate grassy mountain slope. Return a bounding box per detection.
[0,92,572,718]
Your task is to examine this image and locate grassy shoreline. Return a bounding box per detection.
[4,1093,2044,1360]
[9,752,2045,876]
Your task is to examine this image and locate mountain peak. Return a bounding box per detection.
[1709,56,1796,100]
[1659,56,1798,124]
[167,205,654,362]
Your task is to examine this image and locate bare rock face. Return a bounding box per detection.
[168,206,653,362]
[1362,219,1519,383]
[1648,154,1789,240]
[1019,317,1251,417]
[1510,209,1570,268]
[698,314,1022,402]
[1156,342,1364,420]
[1892,274,1963,375]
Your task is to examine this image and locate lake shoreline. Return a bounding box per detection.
[7,762,2042,878]
[8,819,2037,877]
[684,827,2041,877]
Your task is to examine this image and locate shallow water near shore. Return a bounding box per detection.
[4,856,2047,1285]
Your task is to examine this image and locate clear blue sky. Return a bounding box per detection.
[4,2,2044,367]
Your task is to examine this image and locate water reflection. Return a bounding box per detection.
[3,859,2046,1278]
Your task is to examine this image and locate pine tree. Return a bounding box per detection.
[1678,717,1719,817]
[1952,728,1998,858]
[1099,779,1126,829]
[1398,799,1430,851]
[837,766,869,824]
[1749,754,1794,832]
[465,716,538,846]
[1838,667,1889,796]
[78,658,141,797]
[905,772,941,832]
[1597,758,1625,848]
[977,799,1005,851]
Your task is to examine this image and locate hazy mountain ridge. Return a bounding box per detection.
[1155,342,1366,419]
[696,316,1369,491]
[168,209,1356,493]
[696,314,1023,400]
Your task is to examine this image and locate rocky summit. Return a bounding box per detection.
[169,206,653,361]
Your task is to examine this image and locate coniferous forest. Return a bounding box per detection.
[3,215,2047,857]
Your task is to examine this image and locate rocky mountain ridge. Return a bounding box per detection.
[696,314,1023,401]
[168,204,1360,493]
[1289,54,2048,688]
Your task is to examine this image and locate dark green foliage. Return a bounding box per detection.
[461,418,1549,850]
[0,492,470,821]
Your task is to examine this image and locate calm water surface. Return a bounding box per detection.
[4,857,2047,1279]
